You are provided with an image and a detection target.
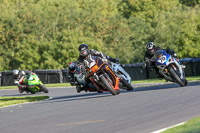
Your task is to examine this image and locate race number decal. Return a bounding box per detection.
[158,55,166,63]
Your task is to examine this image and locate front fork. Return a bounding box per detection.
[170,63,184,79]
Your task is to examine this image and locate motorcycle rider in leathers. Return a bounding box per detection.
[13,69,28,93]
[69,44,119,92]
[144,42,177,79]
[13,70,36,93]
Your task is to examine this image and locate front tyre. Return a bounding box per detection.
[100,75,118,95]
[116,89,120,95]
[38,84,49,93]
[120,77,134,91]
[168,67,185,87]
[184,79,188,86]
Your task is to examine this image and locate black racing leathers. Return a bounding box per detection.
[144,47,162,70]
[13,72,27,92]
[78,49,118,67]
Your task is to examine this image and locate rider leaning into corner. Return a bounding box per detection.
[78,44,119,66]
[13,70,36,93]
[13,69,28,93]
[69,43,119,93]
[144,42,178,79]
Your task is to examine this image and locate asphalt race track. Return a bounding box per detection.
[0,82,200,133]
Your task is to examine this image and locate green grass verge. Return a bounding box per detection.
[0,96,49,107]
[45,83,71,87]
[132,76,200,84]
[0,83,71,90]
[162,117,200,133]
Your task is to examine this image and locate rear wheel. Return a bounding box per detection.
[168,67,185,87]
[38,84,49,93]
[120,77,134,91]
[100,75,118,95]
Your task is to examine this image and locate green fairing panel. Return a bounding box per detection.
[27,74,41,86]
[26,74,43,92]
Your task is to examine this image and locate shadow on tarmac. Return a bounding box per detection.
[40,92,113,104]
[133,81,200,92]
[2,92,45,97]
[2,81,200,104]
[40,81,200,104]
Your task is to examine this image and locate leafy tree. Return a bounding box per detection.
[179,0,200,7]
[0,0,200,71]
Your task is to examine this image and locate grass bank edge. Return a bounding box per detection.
[0,83,71,90]
[0,76,199,90]
[162,117,200,133]
[0,96,49,107]
[132,76,200,84]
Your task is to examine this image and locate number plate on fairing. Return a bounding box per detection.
[158,55,167,64]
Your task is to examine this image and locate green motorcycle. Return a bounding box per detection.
[23,73,49,94]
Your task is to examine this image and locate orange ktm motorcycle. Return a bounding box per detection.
[85,56,120,95]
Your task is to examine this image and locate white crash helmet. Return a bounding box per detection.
[146,42,155,55]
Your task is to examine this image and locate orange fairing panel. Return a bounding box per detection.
[105,66,117,78]
[88,61,105,77]
[91,64,99,73]
[114,78,120,90]
[105,65,120,90]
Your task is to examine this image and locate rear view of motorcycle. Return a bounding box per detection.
[155,50,187,87]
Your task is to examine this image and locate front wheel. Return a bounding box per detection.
[120,77,134,91]
[168,67,185,87]
[184,79,188,86]
[38,84,49,93]
[100,75,118,95]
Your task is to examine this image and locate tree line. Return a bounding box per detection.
[0,0,200,71]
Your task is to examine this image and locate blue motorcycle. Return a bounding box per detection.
[155,50,187,87]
